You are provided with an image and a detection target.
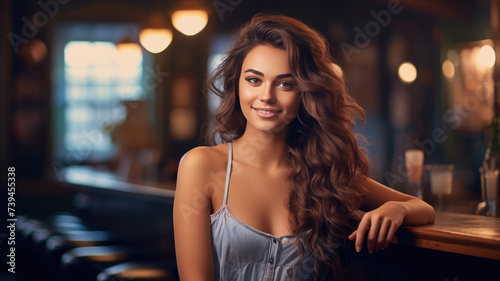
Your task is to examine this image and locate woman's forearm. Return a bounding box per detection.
[397,198,435,225]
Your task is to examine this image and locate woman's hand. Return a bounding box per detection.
[349,179,435,254]
[348,201,407,254]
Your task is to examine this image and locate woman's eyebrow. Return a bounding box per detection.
[244,69,264,76]
[244,69,293,79]
[276,73,293,79]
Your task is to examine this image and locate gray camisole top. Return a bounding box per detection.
[210,142,323,281]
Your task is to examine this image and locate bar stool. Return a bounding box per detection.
[18,213,87,252]
[45,231,130,270]
[16,213,89,281]
[60,245,157,281]
[32,223,89,256]
[97,260,179,281]
[50,213,86,225]
[16,216,57,281]
[17,217,45,249]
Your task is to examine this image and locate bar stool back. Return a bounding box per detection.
[60,245,157,281]
[97,260,179,281]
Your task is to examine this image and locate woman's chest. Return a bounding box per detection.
[226,171,293,237]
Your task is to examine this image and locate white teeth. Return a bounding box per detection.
[256,109,273,114]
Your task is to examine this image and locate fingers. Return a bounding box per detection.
[354,216,371,253]
[348,230,357,241]
[352,214,399,254]
[383,222,399,249]
[366,216,381,254]
[378,218,399,251]
[376,219,390,251]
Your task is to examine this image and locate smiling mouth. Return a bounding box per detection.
[252,106,281,114]
[255,108,276,114]
[252,106,281,118]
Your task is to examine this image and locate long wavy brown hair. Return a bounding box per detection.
[207,13,369,279]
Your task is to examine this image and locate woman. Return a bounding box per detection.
[173,13,435,280]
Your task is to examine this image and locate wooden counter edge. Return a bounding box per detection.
[393,218,500,260]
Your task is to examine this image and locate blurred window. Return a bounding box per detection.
[53,23,152,164]
[63,41,142,154]
[207,34,233,114]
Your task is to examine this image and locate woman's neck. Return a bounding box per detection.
[232,129,288,171]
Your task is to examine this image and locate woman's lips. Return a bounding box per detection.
[252,106,281,118]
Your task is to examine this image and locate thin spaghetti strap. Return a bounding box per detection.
[223,142,232,206]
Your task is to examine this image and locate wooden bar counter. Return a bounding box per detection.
[395,212,500,260]
[347,213,500,280]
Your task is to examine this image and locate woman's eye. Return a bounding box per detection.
[245,77,261,84]
[278,81,294,89]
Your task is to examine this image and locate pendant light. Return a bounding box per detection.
[171,0,209,36]
[115,37,142,67]
[139,13,173,54]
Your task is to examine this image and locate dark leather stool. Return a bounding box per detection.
[17,217,45,249]
[60,245,157,281]
[14,214,30,239]
[16,213,88,281]
[32,223,88,256]
[45,231,130,270]
[16,216,56,281]
[97,260,179,281]
[18,213,87,252]
[51,213,85,225]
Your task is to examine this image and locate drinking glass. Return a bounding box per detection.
[404,149,424,199]
[426,165,454,211]
[479,168,499,217]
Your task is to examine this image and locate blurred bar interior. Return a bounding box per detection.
[1,0,500,280]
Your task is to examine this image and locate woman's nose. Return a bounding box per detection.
[259,85,276,103]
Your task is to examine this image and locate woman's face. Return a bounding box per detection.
[238,45,300,135]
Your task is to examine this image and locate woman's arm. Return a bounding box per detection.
[173,148,216,281]
[348,178,435,254]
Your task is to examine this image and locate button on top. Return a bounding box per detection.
[269,258,274,265]
[272,238,277,243]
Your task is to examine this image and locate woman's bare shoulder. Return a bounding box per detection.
[178,144,229,173]
[176,144,229,198]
